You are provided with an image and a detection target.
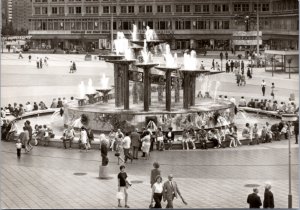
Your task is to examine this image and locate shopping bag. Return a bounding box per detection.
[116,192,124,200]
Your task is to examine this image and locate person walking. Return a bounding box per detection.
[225,51,228,60]
[261,80,266,96]
[156,127,164,151]
[79,127,88,152]
[162,174,187,208]
[241,60,244,71]
[271,83,275,100]
[247,67,252,79]
[211,59,215,70]
[236,72,241,86]
[123,132,133,163]
[226,61,230,73]
[18,51,23,59]
[28,54,32,62]
[117,165,130,208]
[241,73,246,86]
[294,119,299,144]
[130,128,140,159]
[247,188,262,208]
[219,52,223,61]
[141,131,151,160]
[263,183,274,208]
[16,139,22,159]
[230,60,234,72]
[150,162,161,188]
[150,175,164,208]
[40,57,43,69]
[36,57,40,69]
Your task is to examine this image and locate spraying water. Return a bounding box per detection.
[86,79,95,94]
[131,24,138,41]
[214,81,221,102]
[164,44,178,68]
[183,50,197,70]
[114,32,129,55]
[78,81,86,99]
[100,74,109,89]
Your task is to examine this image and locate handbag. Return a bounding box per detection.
[116,192,124,200]
[115,152,120,157]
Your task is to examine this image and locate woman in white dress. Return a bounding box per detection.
[141,131,151,160]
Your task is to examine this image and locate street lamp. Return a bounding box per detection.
[281,113,298,209]
[287,58,292,79]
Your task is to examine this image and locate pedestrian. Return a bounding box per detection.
[87,128,94,150]
[117,165,130,208]
[294,119,299,144]
[150,162,161,188]
[122,132,133,163]
[241,73,246,86]
[165,127,174,150]
[150,175,163,208]
[236,72,241,86]
[40,58,43,69]
[44,57,48,66]
[230,60,234,72]
[247,188,262,208]
[72,61,77,72]
[130,128,140,159]
[225,51,228,60]
[219,52,223,61]
[261,80,266,96]
[16,139,22,158]
[36,57,40,69]
[247,67,252,79]
[141,131,151,160]
[162,174,187,208]
[156,127,164,151]
[28,54,32,62]
[271,83,275,99]
[99,134,109,165]
[263,183,274,208]
[252,123,259,144]
[79,127,88,152]
[241,60,244,71]
[69,61,73,73]
[18,51,23,59]
[226,61,230,73]
[216,62,220,71]
[211,59,215,70]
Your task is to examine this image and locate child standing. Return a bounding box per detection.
[16,139,22,158]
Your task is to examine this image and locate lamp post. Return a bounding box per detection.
[281,113,298,209]
[287,58,292,79]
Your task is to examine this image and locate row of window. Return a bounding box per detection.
[34,3,274,15]
[30,18,298,31]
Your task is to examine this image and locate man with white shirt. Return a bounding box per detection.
[261,80,266,96]
[123,132,133,163]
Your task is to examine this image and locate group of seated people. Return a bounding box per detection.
[32,124,55,146]
[50,97,75,108]
[1,101,48,117]
[238,97,298,114]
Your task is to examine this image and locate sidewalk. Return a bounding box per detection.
[1,140,299,209]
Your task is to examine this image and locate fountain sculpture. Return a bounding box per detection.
[65,25,235,132]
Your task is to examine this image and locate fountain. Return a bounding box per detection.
[96,74,112,103]
[64,26,235,132]
[85,79,97,104]
[76,81,86,106]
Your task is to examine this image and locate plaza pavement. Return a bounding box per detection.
[0,139,299,209]
[1,53,298,107]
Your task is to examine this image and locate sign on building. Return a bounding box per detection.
[232,31,262,45]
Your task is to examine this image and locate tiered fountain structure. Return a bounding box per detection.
[65,26,235,132]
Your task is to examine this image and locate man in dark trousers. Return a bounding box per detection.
[247,188,262,208]
[219,52,223,61]
[130,128,140,159]
[225,51,228,60]
[294,119,299,144]
[163,174,186,208]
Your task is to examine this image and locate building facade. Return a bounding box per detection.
[28,0,298,51]
[12,0,32,31]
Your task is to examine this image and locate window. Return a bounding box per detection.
[214,5,221,12]
[59,7,64,14]
[93,6,98,14]
[146,5,152,13]
[158,21,166,29]
[35,0,41,2]
[196,20,210,29]
[103,6,109,13]
[69,7,75,14]
[195,5,201,13]
[86,6,92,14]
[76,6,81,14]
[262,4,269,11]
[128,6,134,13]
[52,0,57,2]
[42,7,48,14]
[111,6,116,13]
[203,5,209,12]
[157,5,163,13]
[42,0,48,2]
[254,3,261,11]
[214,20,229,29]
[183,5,190,12]
[222,4,229,12]
[176,5,182,12]
[52,7,58,14]
[35,7,41,14]
[139,6,145,13]
[234,4,241,12]
[165,5,171,13]
[242,4,249,11]
[121,6,127,13]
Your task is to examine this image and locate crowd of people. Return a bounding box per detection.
[0,96,76,118]
[238,96,298,114]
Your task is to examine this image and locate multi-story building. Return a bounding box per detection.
[12,0,32,31]
[28,0,298,51]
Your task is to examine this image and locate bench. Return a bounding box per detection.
[239,107,281,118]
